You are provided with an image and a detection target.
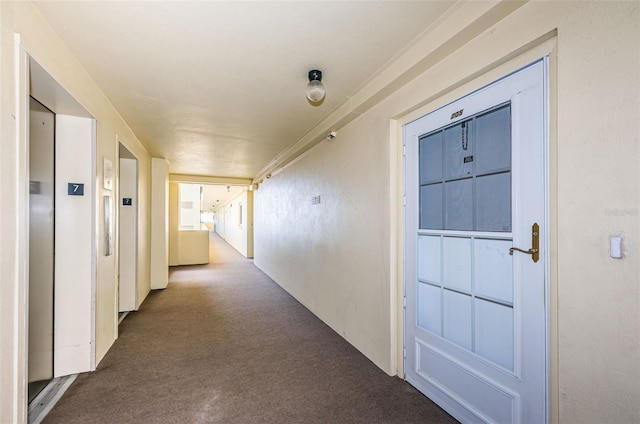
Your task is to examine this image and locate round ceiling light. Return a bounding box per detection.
[306,69,325,103]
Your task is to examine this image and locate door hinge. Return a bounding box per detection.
[402,144,406,156]
[402,195,406,206]
[403,347,407,359]
[403,296,406,308]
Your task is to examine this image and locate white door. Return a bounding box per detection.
[404,60,548,424]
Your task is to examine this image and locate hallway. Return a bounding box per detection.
[42,233,456,424]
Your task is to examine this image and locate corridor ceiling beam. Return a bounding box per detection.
[169,174,252,186]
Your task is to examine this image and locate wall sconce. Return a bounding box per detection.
[306,69,325,103]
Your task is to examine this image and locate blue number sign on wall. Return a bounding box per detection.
[68,183,84,196]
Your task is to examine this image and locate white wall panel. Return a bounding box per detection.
[178,183,200,230]
[219,190,252,258]
[151,158,169,288]
[168,181,179,266]
[54,115,95,376]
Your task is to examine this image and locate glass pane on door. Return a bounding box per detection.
[475,105,511,174]
[419,104,512,233]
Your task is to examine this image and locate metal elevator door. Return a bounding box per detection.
[28,97,55,402]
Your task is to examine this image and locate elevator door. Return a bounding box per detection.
[119,155,138,312]
[28,97,55,402]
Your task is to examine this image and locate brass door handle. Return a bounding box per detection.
[509,223,540,263]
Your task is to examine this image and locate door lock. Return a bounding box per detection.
[509,223,540,263]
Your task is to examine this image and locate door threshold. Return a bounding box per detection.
[28,374,77,424]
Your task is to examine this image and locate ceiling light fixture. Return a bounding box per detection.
[306,69,325,103]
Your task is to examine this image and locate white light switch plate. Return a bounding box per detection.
[610,236,623,259]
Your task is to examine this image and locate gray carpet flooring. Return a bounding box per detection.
[42,233,457,424]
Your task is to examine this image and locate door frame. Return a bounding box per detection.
[391,45,558,422]
[31,61,97,379]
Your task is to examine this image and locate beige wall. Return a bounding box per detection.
[168,182,211,265]
[255,114,393,369]
[254,2,639,423]
[168,181,180,266]
[150,158,169,289]
[0,2,152,422]
[215,189,254,258]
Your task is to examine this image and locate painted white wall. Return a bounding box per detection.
[246,191,254,258]
[215,190,253,258]
[178,183,201,230]
[215,203,226,240]
[202,184,244,211]
[0,3,152,421]
[150,158,169,289]
[119,158,137,311]
[54,115,95,377]
[254,2,640,424]
[168,181,180,266]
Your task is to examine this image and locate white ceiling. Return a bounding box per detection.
[202,184,245,211]
[34,1,456,179]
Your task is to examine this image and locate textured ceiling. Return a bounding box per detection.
[202,184,245,211]
[34,1,456,179]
